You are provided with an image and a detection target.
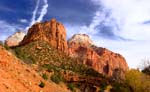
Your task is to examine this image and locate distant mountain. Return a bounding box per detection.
[5,31,25,47]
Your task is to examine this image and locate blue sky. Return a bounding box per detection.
[0,0,150,68]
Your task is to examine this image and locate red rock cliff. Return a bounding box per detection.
[68,34,128,77]
[20,18,68,52]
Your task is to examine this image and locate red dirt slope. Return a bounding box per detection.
[0,46,69,92]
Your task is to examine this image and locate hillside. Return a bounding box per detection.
[0,45,69,92]
[14,40,109,91]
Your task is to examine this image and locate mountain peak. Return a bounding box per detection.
[20,19,68,52]
[5,31,26,47]
[68,34,94,47]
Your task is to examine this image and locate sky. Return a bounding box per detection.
[0,0,150,68]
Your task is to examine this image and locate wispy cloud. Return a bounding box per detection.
[36,0,48,22]
[20,19,28,23]
[26,0,48,30]
[26,0,40,30]
[29,0,40,27]
[99,0,150,41]
[0,20,23,41]
[88,0,150,68]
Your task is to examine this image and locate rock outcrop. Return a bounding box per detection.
[5,31,25,47]
[68,34,128,77]
[20,18,68,52]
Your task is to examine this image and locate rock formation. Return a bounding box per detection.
[68,34,128,77]
[19,18,128,77]
[20,18,68,52]
[5,31,25,47]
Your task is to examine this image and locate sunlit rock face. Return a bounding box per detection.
[68,34,129,77]
[20,18,68,53]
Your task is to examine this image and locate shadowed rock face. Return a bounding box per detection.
[20,18,68,53]
[5,31,26,47]
[68,34,129,77]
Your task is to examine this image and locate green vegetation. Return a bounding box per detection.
[50,73,64,84]
[125,69,150,92]
[4,44,10,50]
[39,81,45,88]
[67,83,75,91]
[13,41,102,77]
[42,73,48,80]
[100,82,108,91]
[110,83,131,92]
[111,69,150,92]
[0,41,3,46]
[141,60,150,75]
[142,66,150,75]
[14,47,36,64]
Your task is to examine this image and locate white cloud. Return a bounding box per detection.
[20,19,28,23]
[26,0,48,30]
[87,0,150,68]
[0,20,23,41]
[79,11,106,35]
[26,0,40,30]
[99,0,150,40]
[93,37,150,68]
[36,0,48,22]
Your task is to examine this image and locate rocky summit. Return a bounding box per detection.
[5,31,26,47]
[20,18,68,53]
[68,34,128,77]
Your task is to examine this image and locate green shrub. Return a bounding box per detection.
[100,83,107,91]
[39,81,45,88]
[42,73,48,80]
[14,47,36,64]
[51,73,64,84]
[125,69,150,92]
[0,41,3,46]
[67,83,75,91]
[111,83,131,92]
[4,44,10,50]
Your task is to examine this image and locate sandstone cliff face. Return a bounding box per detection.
[5,31,25,47]
[20,18,68,52]
[68,34,128,77]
